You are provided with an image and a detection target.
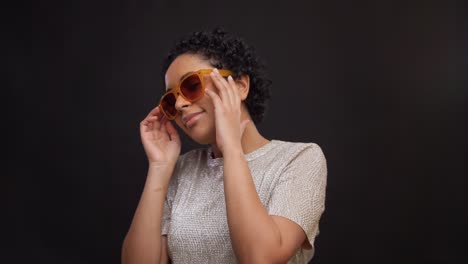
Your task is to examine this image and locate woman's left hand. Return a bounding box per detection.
[205,68,250,154]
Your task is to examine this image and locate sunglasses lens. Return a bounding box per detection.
[160,73,204,119]
[180,74,203,101]
[161,93,177,118]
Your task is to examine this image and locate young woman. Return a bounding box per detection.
[122,28,327,264]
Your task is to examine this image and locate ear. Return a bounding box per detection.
[235,74,250,101]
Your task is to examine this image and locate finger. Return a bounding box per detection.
[223,74,236,107]
[140,118,154,134]
[210,69,231,105]
[150,115,161,130]
[146,105,159,117]
[144,116,158,130]
[220,72,236,106]
[160,115,168,132]
[140,120,149,134]
[142,107,163,132]
[205,88,223,112]
[147,105,164,119]
[227,75,240,106]
[165,121,181,144]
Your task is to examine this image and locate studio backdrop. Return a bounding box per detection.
[5,0,464,263]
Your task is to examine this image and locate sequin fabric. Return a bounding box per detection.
[162,140,327,263]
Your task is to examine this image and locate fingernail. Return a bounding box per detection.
[213,68,219,73]
[228,75,233,80]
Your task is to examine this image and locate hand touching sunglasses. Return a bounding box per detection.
[158,68,234,120]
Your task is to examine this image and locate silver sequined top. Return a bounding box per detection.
[162,140,327,263]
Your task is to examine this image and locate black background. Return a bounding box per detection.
[5,0,465,263]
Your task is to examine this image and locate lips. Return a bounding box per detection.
[182,111,203,128]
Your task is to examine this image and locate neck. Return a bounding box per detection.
[211,121,270,159]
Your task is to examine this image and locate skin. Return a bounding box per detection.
[122,53,310,264]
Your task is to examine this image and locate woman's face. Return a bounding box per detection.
[164,53,218,145]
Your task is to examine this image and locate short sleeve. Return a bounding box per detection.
[267,143,327,248]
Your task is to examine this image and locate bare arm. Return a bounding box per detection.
[122,106,180,264]
[121,165,173,264]
[160,236,169,264]
[223,149,307,264]
[205,70,309,263]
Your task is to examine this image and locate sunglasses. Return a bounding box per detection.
[158,68,234,120]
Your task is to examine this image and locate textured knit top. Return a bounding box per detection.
[161,139,327,263]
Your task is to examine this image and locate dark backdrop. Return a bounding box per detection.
[5,0,465,263]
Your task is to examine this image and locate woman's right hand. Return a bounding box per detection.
[140,106,181,167]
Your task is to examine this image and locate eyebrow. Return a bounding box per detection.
[166,71,194,92]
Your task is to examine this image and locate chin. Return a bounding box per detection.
[185,123,216,145]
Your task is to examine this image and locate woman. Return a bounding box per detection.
[122,28,327,264]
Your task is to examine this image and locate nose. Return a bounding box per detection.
[174,93,191,112]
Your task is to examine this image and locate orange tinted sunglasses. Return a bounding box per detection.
[158,69,234,120]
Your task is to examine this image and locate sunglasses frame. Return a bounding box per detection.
[158,68,234,120]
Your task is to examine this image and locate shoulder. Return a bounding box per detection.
[272,140,326,165]
[270,140,327,185]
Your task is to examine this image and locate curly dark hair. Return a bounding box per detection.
[161,27,272,124]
